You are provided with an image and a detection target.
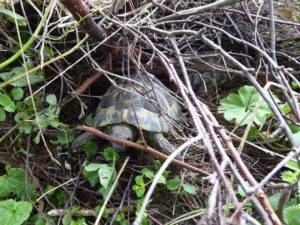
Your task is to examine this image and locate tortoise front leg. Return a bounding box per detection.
[71,132,94,152]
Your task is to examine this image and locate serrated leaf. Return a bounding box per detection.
[103,147,119,161]
[182,183,197,195]
[0,165,36,200]
[98,164,115,189]
[284,205,300,225]
[218,85,273,126]
[166,176,180,191]
[35,114,49,129]
[46,94,57,106]
[84,141,98,157]
[0,200,32,225]
[0,94,14,111]
[4,101,15,112]
[284,159,300,171]
[141,168,154,180]
[0,108,6,121]
[0,67,44,87]
[18,121,33,134]
[11,87,24,101]
[51,129,74,145]
[0,8,27,26]
[281,171,298,184]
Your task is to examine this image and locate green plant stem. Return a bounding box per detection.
[0,35,88,89]
[94,157,129,225]
[0,0,55,70]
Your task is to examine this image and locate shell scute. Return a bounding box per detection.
[95,74,183,133]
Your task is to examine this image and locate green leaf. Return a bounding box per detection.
[218,85,273,126]
[0,67,44,87]
[141,168,154,180]
[0,8,27,26]
[45,185,68,206]
[166,176,180,191]
[43,46,54,58]
[84,141,98,157]
[292,132,300,145]
[18,121,33,134]
[83,169,99,187]
[281,171,298,184]
[182,183,197,195]
[35,114,49,129]
[284,159,300,171]
[51,129,74,145]
[0,200,32,225]
[132,185,145,198]
[247,127,259,141]
[4,101,16,112]
[0,94,15,112]
[237,185,246,198]
[11,87,24,101]
[85,114,95,127]
[103,146,119,161]
[46,94,57,106]
[84,163,102,172]
[284,205,300,225]
[0,108,6,121]
[98,164,115,189]
[135,175,144,186]
[268,192,281,211]
[0,165,36,200]
[157,175,166,184]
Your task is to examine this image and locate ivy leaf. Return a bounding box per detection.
[98,164,116,189]
[0,200,32,225]
[218,85,273,126]
[11,87,24,101]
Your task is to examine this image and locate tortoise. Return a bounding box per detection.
[71,73,184,154]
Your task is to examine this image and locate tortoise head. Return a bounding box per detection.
[106,124,136,152]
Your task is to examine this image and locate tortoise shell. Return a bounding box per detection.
[94,74,183,133]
